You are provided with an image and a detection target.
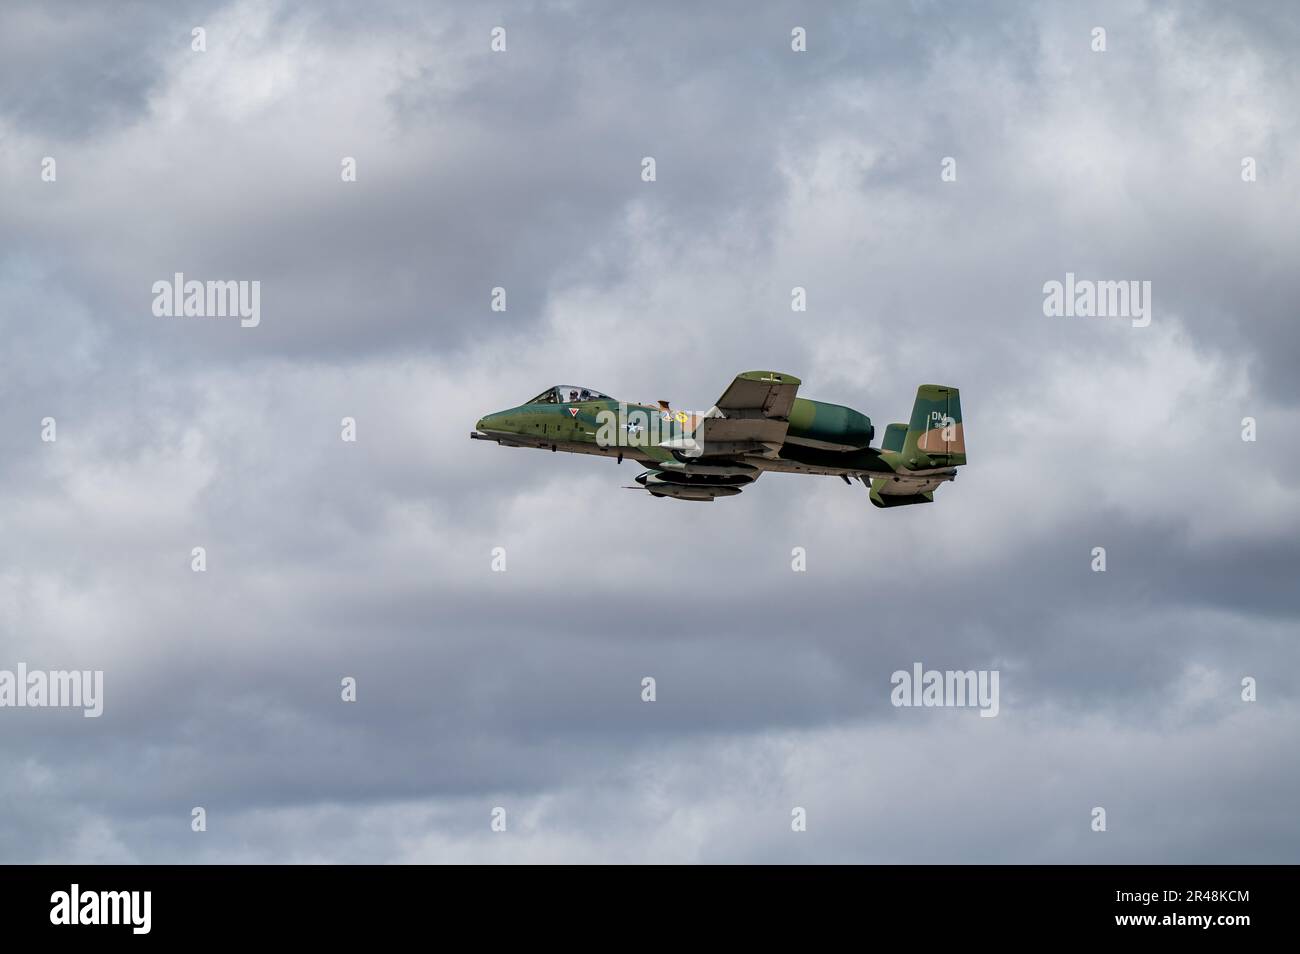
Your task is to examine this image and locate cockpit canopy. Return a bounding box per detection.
[526,385,612,405]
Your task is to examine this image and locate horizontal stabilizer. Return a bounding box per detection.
[867,468,957,508]
[869,483,934,508]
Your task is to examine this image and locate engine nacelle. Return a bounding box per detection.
[785,398,874,450]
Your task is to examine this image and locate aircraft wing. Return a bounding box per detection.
[693,370,801,456]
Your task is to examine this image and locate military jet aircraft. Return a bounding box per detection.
[471,372,965,505]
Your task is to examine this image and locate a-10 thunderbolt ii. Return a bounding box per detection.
[471,371,965,506]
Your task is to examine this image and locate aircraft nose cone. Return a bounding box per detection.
[477,411,509,431]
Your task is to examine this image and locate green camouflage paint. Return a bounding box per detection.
[473,374,966,506]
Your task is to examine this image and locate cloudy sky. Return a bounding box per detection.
[1,0,1297,863]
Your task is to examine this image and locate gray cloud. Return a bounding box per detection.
[1,0,1298,863]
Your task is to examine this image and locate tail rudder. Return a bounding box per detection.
[881,422,908,454]
[900,384,965,469]
[867,385,965,509]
